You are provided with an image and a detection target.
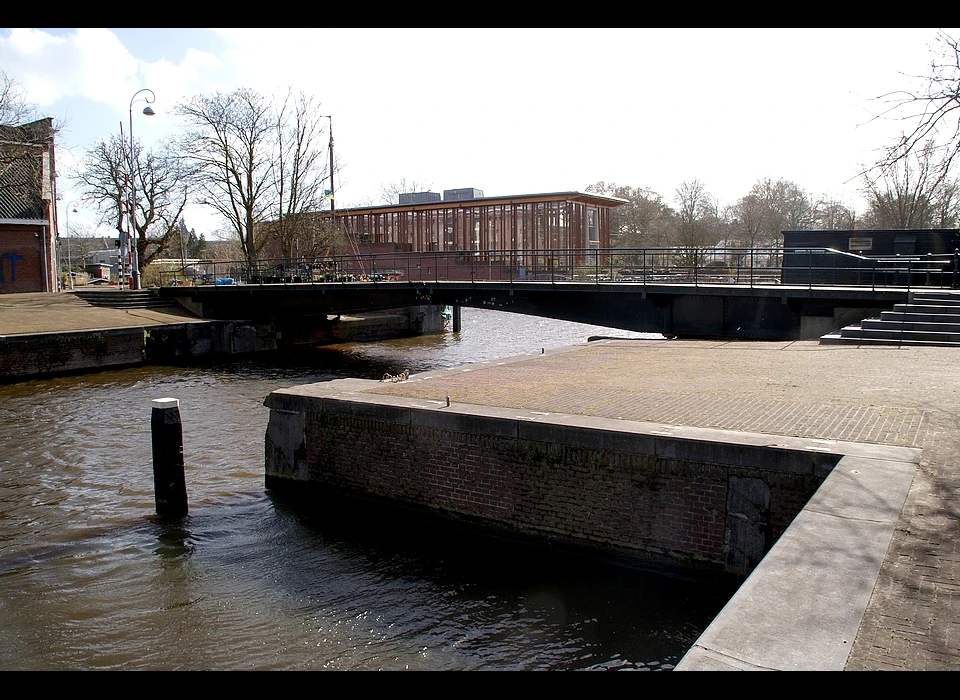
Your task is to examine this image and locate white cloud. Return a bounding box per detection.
[0,28,137,107]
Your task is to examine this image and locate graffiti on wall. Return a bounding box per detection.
[0,253,25,284]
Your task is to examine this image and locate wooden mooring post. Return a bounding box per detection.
[151,398,188,517]
[452,305,462,333]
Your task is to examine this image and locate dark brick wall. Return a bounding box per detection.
[297,412,821,569]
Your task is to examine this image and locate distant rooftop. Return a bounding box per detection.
[339,190,629,215]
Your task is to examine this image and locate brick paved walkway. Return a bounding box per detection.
[372,339,960,670]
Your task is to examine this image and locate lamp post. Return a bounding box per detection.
[321,114,357,273]
[64,200,79,290]
[128,88,156,290]
[321,115,335,219]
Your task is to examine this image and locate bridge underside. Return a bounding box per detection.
[161,282,909,341]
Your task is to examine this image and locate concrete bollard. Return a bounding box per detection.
[151,397,188,517]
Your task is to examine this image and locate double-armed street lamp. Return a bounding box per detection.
[127,88,156,290]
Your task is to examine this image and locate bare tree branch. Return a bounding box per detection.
[870,31,960,188]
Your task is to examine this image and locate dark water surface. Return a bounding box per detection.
[0,309,737,670]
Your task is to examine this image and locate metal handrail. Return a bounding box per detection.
[153,247,959,290]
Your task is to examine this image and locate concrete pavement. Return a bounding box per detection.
[0,290,205,336]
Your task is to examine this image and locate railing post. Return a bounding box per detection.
[953,249,959,290]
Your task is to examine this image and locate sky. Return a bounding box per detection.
[1,27,956,238]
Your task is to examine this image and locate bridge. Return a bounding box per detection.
[156,247,960,342]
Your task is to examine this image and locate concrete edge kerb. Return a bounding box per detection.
[675,450,917,671]
[0,325,148,341]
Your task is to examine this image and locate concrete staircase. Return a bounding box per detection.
[820,290,960,347]
[71,288,177,310]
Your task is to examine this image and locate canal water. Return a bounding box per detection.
[0,309,738,670]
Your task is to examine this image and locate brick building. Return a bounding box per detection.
[0,118,58,293]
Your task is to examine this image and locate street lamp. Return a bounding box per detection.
[321,115,334,218]
[128,88,156,290]
[64,200,79,290]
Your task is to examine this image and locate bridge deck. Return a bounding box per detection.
[163,280,915,340]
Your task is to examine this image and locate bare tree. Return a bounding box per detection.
[585,181,676,248]
[727,193,768,248]
[751,178,814,240]
[270,90,332,260]
[675,180,720,252]
[872,31,960,188]
[175,88,277,273]
[861,141,960,228]
[811,197,858,230]
[73,134,190,276]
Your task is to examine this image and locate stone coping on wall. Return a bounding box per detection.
[675,450,916,671]
[264,376,920,671]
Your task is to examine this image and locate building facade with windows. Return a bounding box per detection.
[334,190,626,266]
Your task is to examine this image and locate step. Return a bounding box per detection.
[892,303,960,315]
[71,289,175,309]
[880,311,960,324]
[836,324,960,344]
[909,289,960,300]
[862,318,960,333]
[820,332,960,347]
[910,295,960,306]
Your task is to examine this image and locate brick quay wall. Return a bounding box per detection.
[0,305,443,381]
[264,381,838,574]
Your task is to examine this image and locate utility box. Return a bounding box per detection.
[443,188,484,202]
[398,192,441,205]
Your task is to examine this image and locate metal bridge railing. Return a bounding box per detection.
[154,247,960,290]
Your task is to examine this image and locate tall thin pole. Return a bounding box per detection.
[323,114,363,274]
[325,115,335,219]
[65,201,78,290]
[129,88,156,290]
[119,120,127,288]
